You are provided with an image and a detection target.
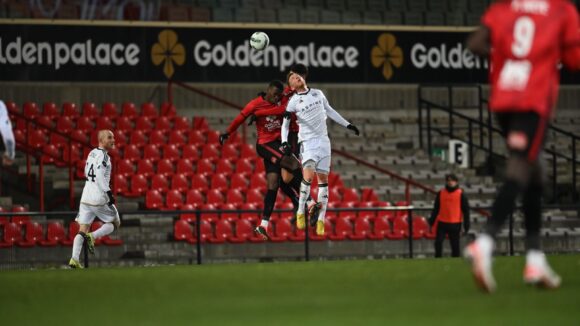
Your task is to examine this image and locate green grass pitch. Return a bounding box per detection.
[1,255,579,325]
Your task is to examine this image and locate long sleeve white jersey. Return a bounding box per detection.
[0,100,15,160]
[281,88,350,143]
[80,148,112,206]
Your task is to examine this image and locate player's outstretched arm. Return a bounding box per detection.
[220,101,256,144]
[95,151,114,205]
[322,95,359,136]
[466,26,490,57]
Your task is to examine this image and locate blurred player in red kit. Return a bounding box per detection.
[465,0,580,292]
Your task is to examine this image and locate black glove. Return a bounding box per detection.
[347,124,360,136]
[281,142,292,155]
[219,133,229,145]
[247,115,257,126]
[106,190,115,206]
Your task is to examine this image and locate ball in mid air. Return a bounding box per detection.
[250,31,269,50]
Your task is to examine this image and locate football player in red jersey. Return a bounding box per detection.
[465,0,580,293]
[219,80,317,240]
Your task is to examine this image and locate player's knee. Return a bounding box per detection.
[281,170,293,184]
[316,172,329,184]
[113,220,121,230]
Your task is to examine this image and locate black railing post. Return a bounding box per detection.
[573,137,577,201]
[448,85,453,139]
[418,102,423,149]
[508,213,514,256]
[408,208,414,259]
[196,210,202,265]
[487,109,494,171]
[552,149,557,203]
[83,240,89,268]
[478,85,484,147]
[427,104,432,157]
[304,217,310,262]
[468,120,474,168]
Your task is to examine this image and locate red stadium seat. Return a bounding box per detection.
[246,188,264,205]
[215,159,234,175]
[42,102,59,117]
[102,102,119,118]
[123,144,142,161]
[0,222,22,248]
[193,220,213,243]
[82,102,99,118]
[163,144,181,162]
[269,219,292,242]
[342,188,360,202]
[188,130,205,145]
[23,102,40,118]
[149,130,167,145]
[5,101,19,114]
[338,201,357,219]
[201,143,220,160]
[221,144,239,160]
[155,116,172,131]
[157,158,175,177]
[235,158,254,174]
[129,130,148,147]
[361,188,379,202]
[136,116,154,131]
[182,144,200,161]
[171,173,190,193]
[255,159,265,174]
[174,220,193,242]
[225,188,245,205]
[145,189,164,209]
[395,201,410,219]
[211,219,233,243]
[114,174,130,195]
[117,159,135,177]
[143,144,162,162]
[117,116,134,132]
[387,216,408,240]
[76,116,94,131]
[18,222,43,247]
[413,216,435,239]
[350,218,372,240]
[375,201,394,220]
[220,203,239,222]
[128,174,149,197]
[357,201,376,220]
[141,102,158,117]
[28,129,48,149]
[176,158,195,177]
[199,203,219,223]
[151,174,170,193]
[278,202,294,220]
[205,130,220,144]
[210,173,229,192]
[165,189,184,210]
[230,173,249,190]
[121,102,138,118]
[114,130,129,148]
[193,117,209,130]
[179,204,198,223]
[41,144,60,164]
[39,221,66,246]
[75,160,87,180]
[37,115,55,128]
[62,221,80,246]
[169,129,187,145]
[196,158,214,175]
[96,116,114,131]
[329,217,353,241]
[206,188,225,205]
[230,219,253,243]
[369,217,390,240]
[239,203,259,222]
[186,189,204,206]
[191,174,210,192]
[240,143,256,159]
[62,102,79,117]
[136,159,154,177]
[310,219,332,241]
[160,102,176,116]
[328,172,345,189]
[249,173,267,190]
[173,116,190,130]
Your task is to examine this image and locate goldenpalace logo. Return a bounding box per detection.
[151,30,185,79]
[371,33,403,80]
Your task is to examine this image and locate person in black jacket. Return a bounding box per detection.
[428,174,470,258]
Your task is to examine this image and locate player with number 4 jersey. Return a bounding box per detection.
[464,0,580,293]
[69,130,121,269]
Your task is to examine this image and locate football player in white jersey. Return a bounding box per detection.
[281,72,360,235]
[0,100,15,166]
[69,130,120,268]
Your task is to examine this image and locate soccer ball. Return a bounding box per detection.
[250,31,269,50]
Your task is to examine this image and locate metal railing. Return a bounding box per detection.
[418,84,580,202]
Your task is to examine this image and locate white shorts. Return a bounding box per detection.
[76,203,120,225]
[300,136,331,174]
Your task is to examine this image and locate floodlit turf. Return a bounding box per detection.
[1,255,579,325]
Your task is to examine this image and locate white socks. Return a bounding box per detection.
[71,234,84,261]
[92,223,114,239]
[298,180,311,215]
[260,219,269,229]
[476,233,495,255]
[526,250,546,267]
[317,184,328,222]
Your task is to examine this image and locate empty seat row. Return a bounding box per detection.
[174,215,435,244]
[7,101,177,119]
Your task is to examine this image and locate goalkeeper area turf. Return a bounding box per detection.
[1,255,579,325]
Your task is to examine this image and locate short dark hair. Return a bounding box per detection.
[445,173,458,182]
[289,63,308,78]
[269,80,284,91]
